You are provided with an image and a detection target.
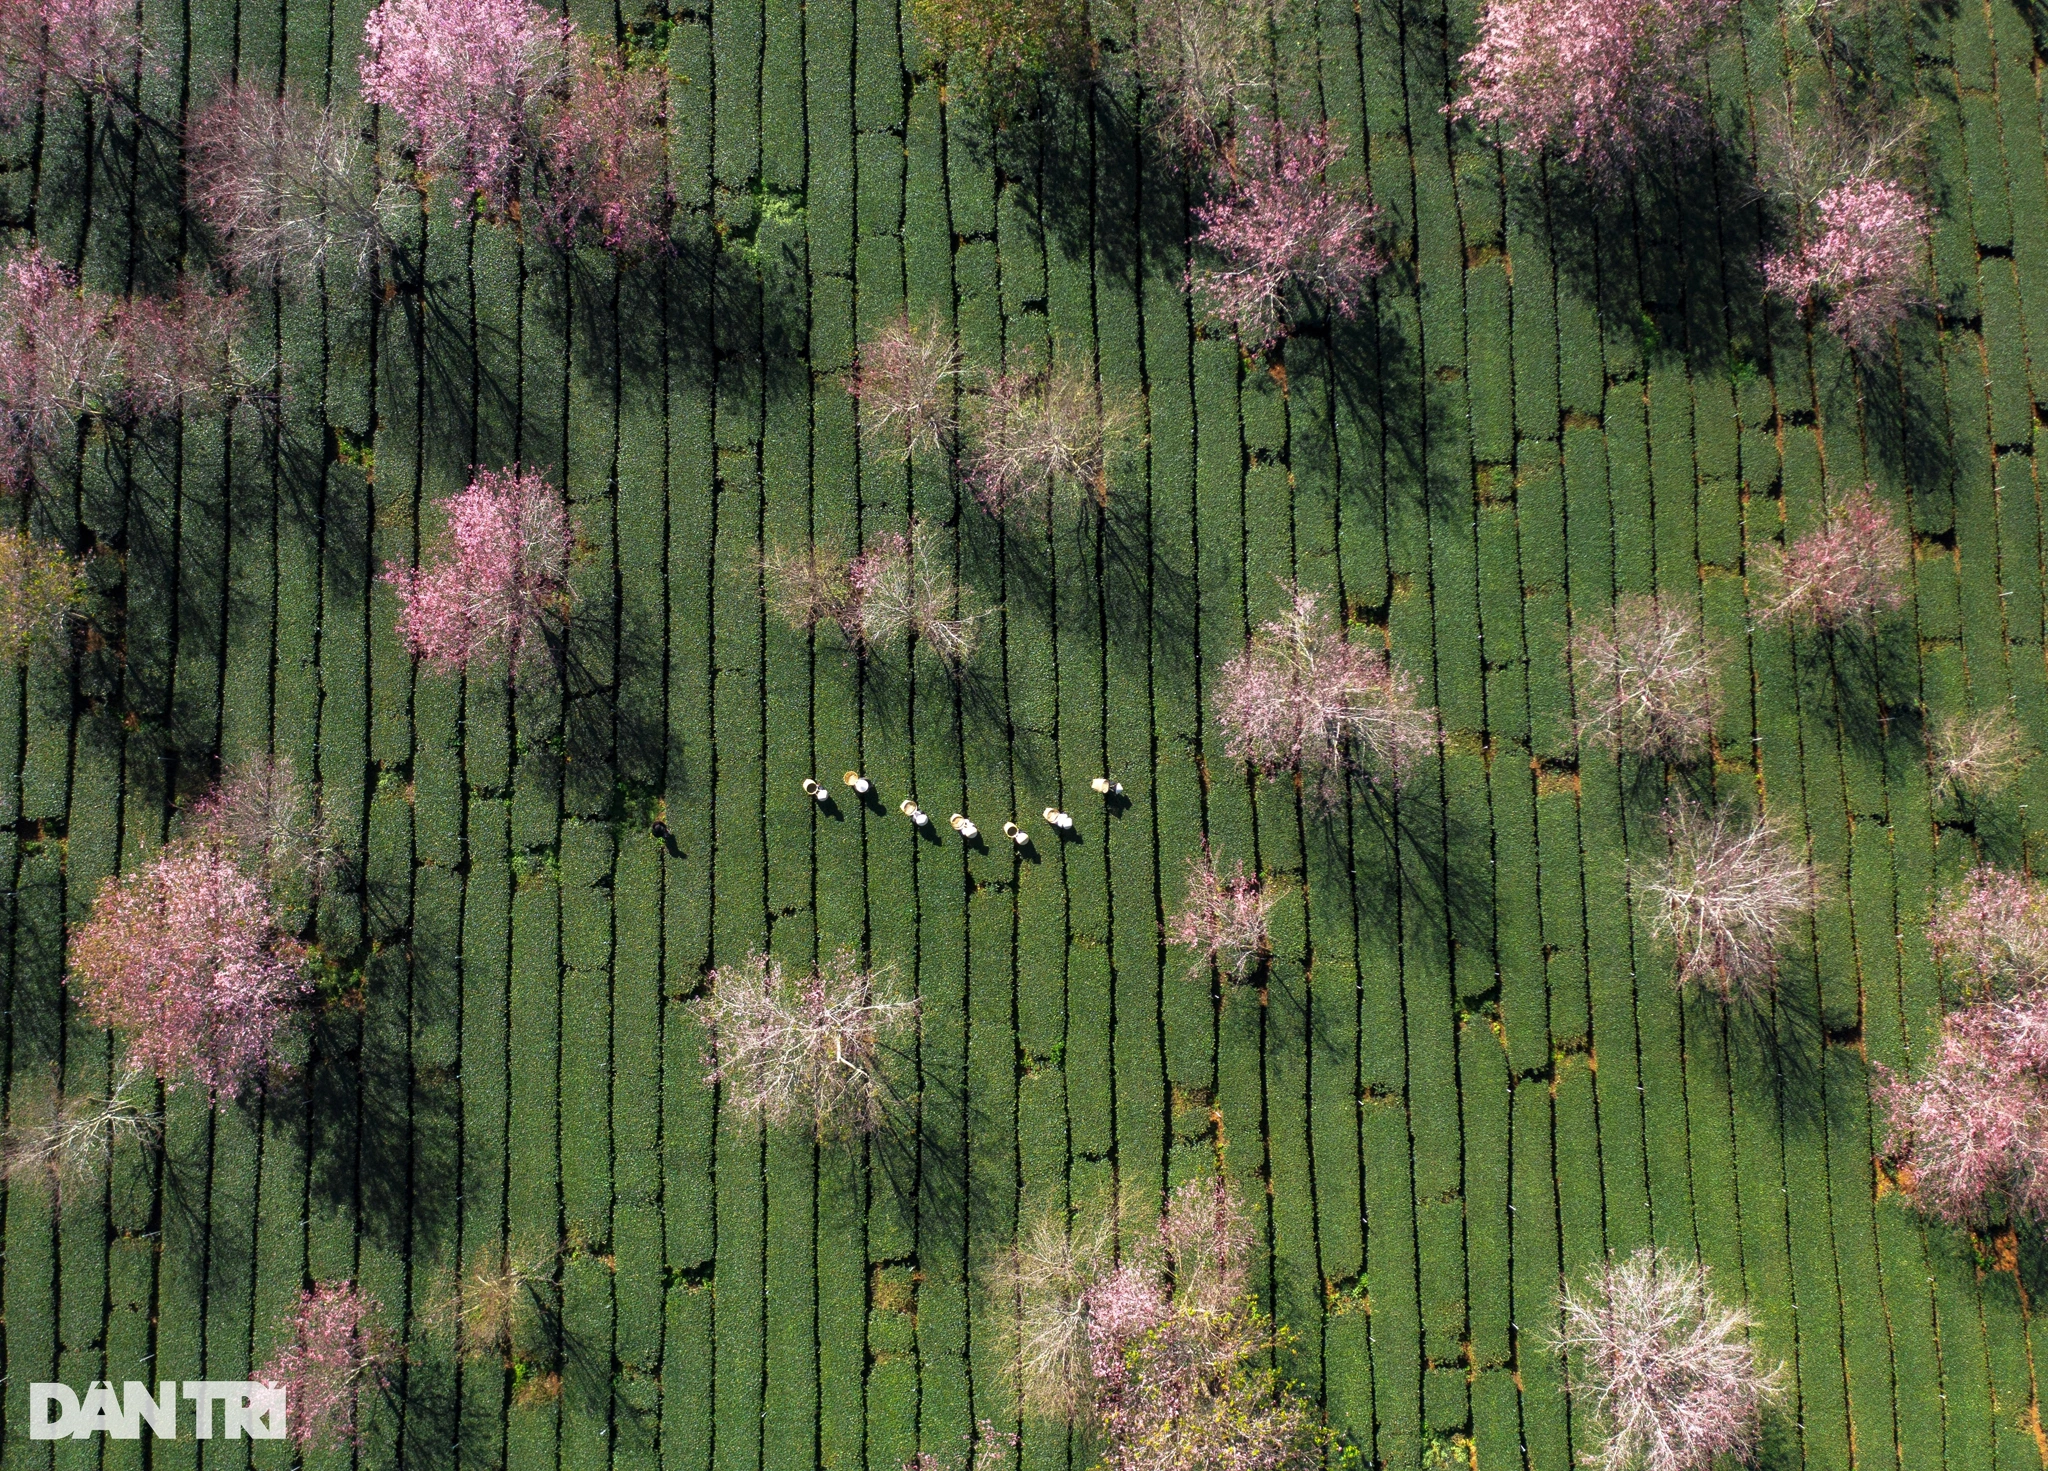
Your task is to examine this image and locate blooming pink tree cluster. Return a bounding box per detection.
[1877,990,2048,1229]
[68,840,307,1100]
[186,85,400,286]
[66,759,331,1100]
[535,44,670,252]
[1168,846,1276,982]
[1449,0,1732,178]
[0,247,248,494]
[1213,586,1438,806]
[1763,177,1930,353]
[1880,867,2048,1230]
[384,466,576,675]
[1000,1176,1325,1470]
[1572,594,1718,762]
[360,0,667,250]
[260,1282,399,1451]
[1554,1248,1780,1471]
[1753,485,1911,634]
[693,949,919,1139]
[762,520,983,669]
[1638,797,1814,1000]
[1188,121,1385,351]
[0,0,147,123]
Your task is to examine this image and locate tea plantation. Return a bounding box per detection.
[3,0,2046,1464]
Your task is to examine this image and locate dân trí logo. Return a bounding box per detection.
[30,1381,287,1441]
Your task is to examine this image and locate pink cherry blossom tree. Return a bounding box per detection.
[0,247,125,492]
[1554,1248,1781,1471]
[1572,594,1718,762]
[0,0,148,123]
[261,1282,399,1450]
[902,1421,1017,1471]
[1752,484,1911,634]
[1637,797,1815,1000]
[109,278,252,419]
[846,313,962,461]
[693,949,918,1139]
[359,0,574,216]
[535,43,669,252]
[1449,0,1731,178]
[383,466,576,675]
[0,248,251,494]
[68,840,308,1100]
[1213,585,1437,805]
[1187,119,1384,351]
[185,84,402,286]
[0,526,85,664]
[1168,847,1277,982]
[1079,1177,1324,1471]
[1763,177,1930,353]
[1928,865,2048,994]
[1877,990,2048,1229]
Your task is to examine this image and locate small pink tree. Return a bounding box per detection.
[846,313,962,461]
[1928,865,2048,994]
[0,527,85,664]
[1753,484,1911,634]
[998,1172,1315,1470]
[0,0,148,122]
[383,466,576,674]
[1637,797,1814,1000]
[359,0,574,216]
[261,1282,399,1450]
[68,840,308,1099]
[693,949,918,1139]
[1188,120,1384,352]
[1572,594,1717,762]
[1449,0,1731,178]
[964,354,1142,517]
[186,85,400,285]
[1877,989,2048,1229]
[903,1421,1016,1471]
[1213,586,1437,805]
[536,44,669,252]
[1763,177,1930,354]
[1554,1248,1780,1471]
[1168,847,1277,982]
